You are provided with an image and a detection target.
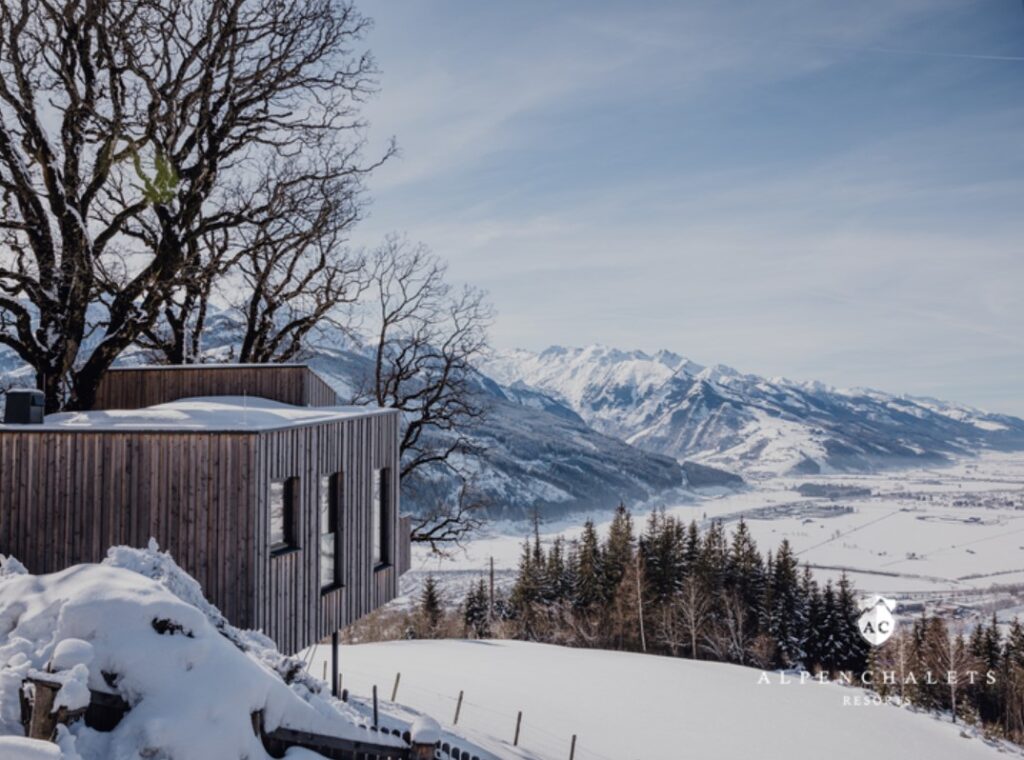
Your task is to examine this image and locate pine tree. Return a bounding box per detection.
[509,539,541,639]
[729,519,765,638]
[463,578,491,638]
[544,537,571,604]
[801,568,823,673]
[574,520,603,613]
[641,508,679,605]
[602,503,635,601]
[768,540,805,668]
[697,520,729,599]
[418,575,444,637]
[818,581,841,675]
[683,520,701,575]
[835,573,868,673]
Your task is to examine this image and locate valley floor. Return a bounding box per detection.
[403,452,1024,629]
[306,639,1016,760]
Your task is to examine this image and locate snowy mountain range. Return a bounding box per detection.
[6,326,1022,517]
[301,346,686,519]
[483,345,1024,479]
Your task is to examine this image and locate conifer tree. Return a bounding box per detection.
[768,540,805,668]
[641,509,683,604]
[729,519,766,637]
[602,504,635,600]
[419,575,444,637]
[835,574,868,673]
[818,581,841,675]
[683,520,701,575]
[801,568,823,673]
[574,520,604,613]
[463,579,491,638]
[510,539,541,639]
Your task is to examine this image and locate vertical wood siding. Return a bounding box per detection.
[0,410,403,655]
[253,412,402,654]
[93,365,339,410]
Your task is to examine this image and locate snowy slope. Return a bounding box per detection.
[0,544,534,760]
[484,345,1024,477]
[311,639,1012,760]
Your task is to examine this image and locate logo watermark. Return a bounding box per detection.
[857,594,896,646]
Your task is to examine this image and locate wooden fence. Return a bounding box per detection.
[19,679,457,760]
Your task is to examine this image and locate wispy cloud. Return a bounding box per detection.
[355,0,1024,413]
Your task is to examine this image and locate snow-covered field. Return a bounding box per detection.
[308,639,1016,760]
[404,452,1024,614]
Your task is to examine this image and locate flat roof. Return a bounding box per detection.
[103,363,311,371]
[1,396,393,433]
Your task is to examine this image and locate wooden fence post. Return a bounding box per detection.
[391,672,401,702]
[453,690,464,725]
[26,679,59,741]
[570,734,577,760]
[24,676,86,743]
[513,711,522,746]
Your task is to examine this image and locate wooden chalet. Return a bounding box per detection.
[0,364,412,662]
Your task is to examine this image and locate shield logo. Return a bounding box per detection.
[857,596,896,646]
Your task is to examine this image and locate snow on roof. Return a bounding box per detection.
[106,363,310,370]
[3,396,392,433]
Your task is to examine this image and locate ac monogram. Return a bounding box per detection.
[857,595,897,646]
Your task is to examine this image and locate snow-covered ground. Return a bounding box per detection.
[307,639,1016,760]
[404,452,1024,615]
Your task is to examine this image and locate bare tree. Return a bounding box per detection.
[227,160,371,363]
[655,602,686,657]
[703,591,752,664]
[361,237,493,478]
[408,479,487,557]
[926,621,976,724]
[0,0,387,409]
[676,576,712,660]
[358,237,493,547]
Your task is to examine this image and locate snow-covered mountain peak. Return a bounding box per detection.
[485,345,1024,477]
[694,363,742,386]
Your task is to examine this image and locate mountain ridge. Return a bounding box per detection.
[483,344,1024,478]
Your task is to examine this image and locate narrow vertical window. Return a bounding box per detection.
[372,469,389,567]
[321,473,341,590]
[270,478,297,553]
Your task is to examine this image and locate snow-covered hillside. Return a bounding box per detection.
[310,639,1012,760]
[0,543,533,760]
[484,345,1024,477]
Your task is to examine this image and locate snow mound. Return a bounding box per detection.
[0,543,529,760]
[0,736,64,759]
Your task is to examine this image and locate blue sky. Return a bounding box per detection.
[355,0,1024,415]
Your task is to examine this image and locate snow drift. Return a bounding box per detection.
[0,542,533,760]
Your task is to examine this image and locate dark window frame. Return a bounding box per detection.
[320,472,343,592]
[373,468,390,570]
[270,477,299,556]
